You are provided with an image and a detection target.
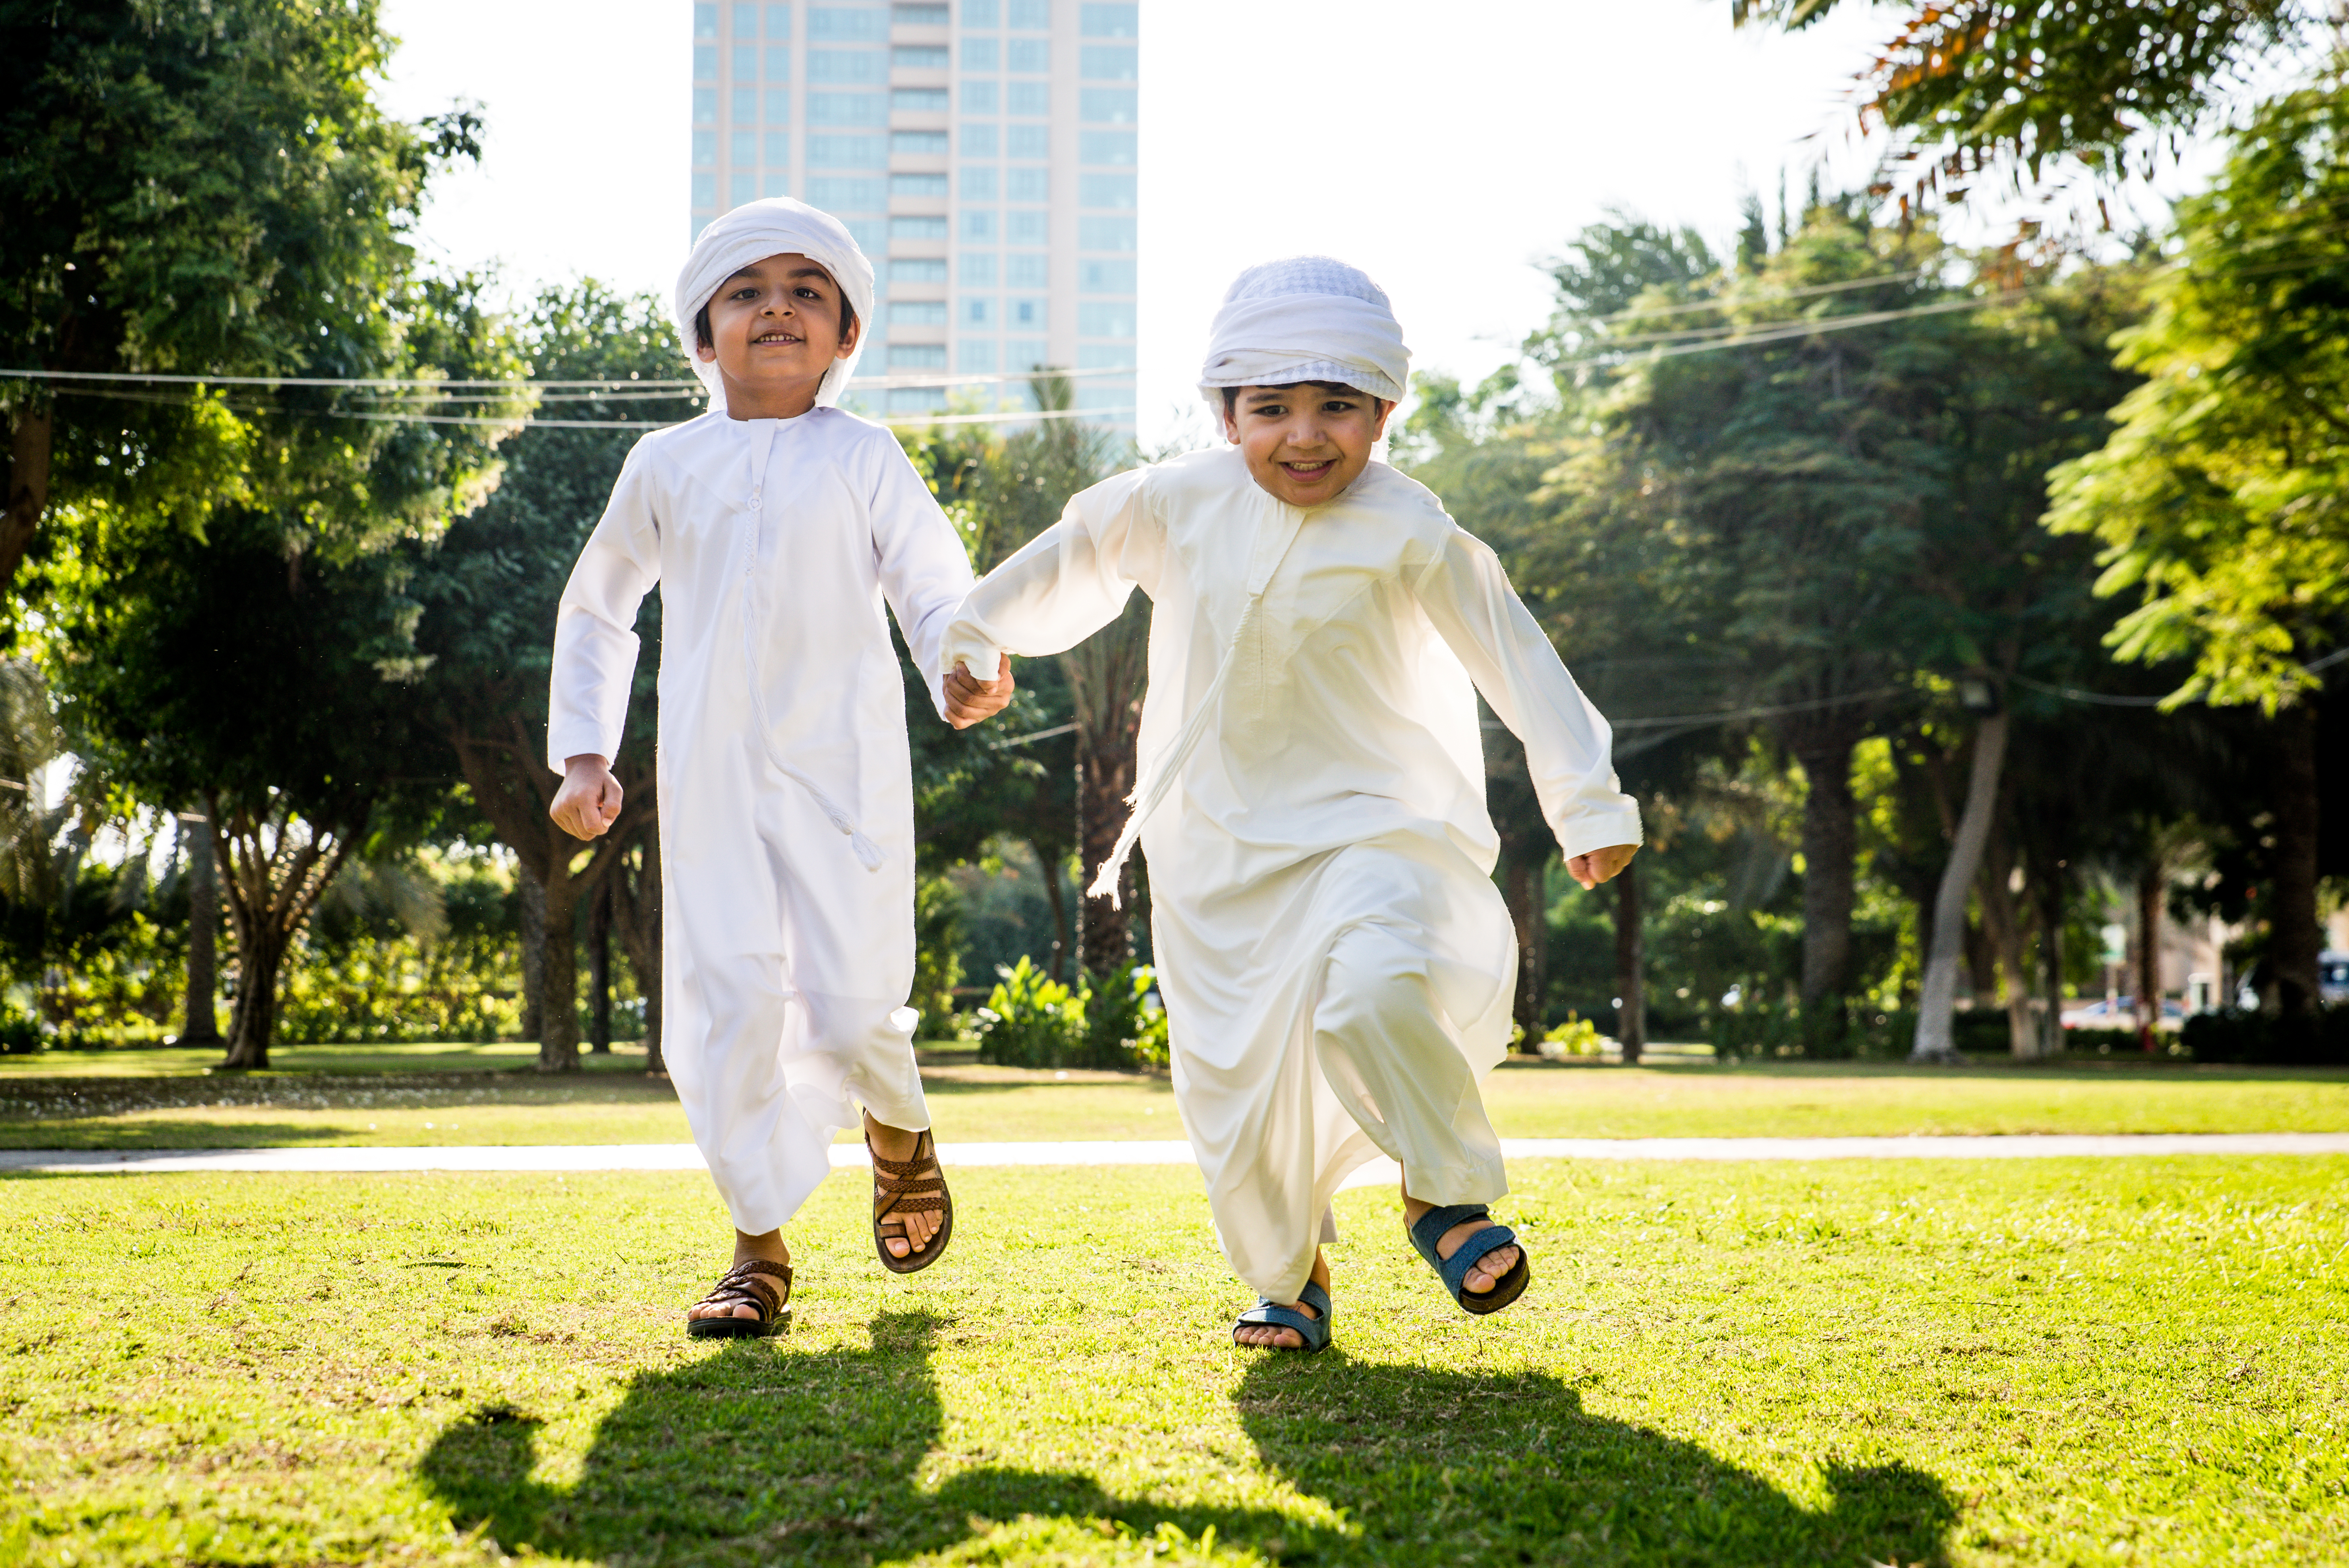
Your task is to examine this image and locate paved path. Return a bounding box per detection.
[6,1132,2347,1179]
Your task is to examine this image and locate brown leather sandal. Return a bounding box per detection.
[867,1127,953,1274]
[685,1257,792,1338]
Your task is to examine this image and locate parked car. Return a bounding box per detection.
[2323,952,2348,1007]
[2061,997,2185,1030]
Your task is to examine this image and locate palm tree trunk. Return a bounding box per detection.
[2134,857,2164,1051]
[518,872,547,1042]
[1613,860,1645,1064]
[179,807,223,1045]
[587,878,612,1054]
[2269,701,2322,1018]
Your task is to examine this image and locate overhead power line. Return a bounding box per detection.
[0,363,1136,393]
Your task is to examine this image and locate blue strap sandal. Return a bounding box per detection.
[1232,1279,1332,1352]
[1408,1203,1530,1316]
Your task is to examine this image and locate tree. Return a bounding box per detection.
[2045,83,2349,1016]
[409,284,694,1071]
[1,0,478,595]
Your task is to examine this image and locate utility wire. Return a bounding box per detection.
[0,363,1137,392]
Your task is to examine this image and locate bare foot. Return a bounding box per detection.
[1402,1194,1520,1294]
[865,1113,941,1260]
[1233,1248,1330,1349]
[686,1228,791,1327]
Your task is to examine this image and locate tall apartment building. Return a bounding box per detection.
[689,0,1138,428]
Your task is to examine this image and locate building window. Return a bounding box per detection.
[735,43,758,79]
[1006,337,1048,369]
[960,122,998,157]
[767,3,794,34]
[959,251,998,286]
[732,129,758,164]
[893,3,949,21]
[1079,130,1135,165]
[962,0,999,23]
[808,133,885,165]
[694,88,719,123]
[1007,296,1046,329]
[1007,38,1047,73]
[765,129,791,162]
[892,257,950,282]
[1006,210,1048,245]
[693,171,718,207]
[695,3,719,38]
[765,44,792,76]
[1077,342,1134,369]
[731,171,758,205]
[960,37,999,71]
[809,48,886,81]
[1007,168,1047,203]
[961,209,997,241]
[1079,44,1137,80]
[693,129,717,164]
[1078,214,1135,251]
[889,344,950,368]
[1079,87,1136,123]
[809,91,888,123]
[807,175,887,209]
[842,217,887,250]
[1078,301,1135,337]
[1079,2,1136,35]
[893,129,949,154]
[1005,252,1048,288]
[892,172,948,197]
[734,88,761,123]
[891,299,949,324]
[1079,257,1135,293]
[891,214,950,238]
[1007,80,1049,116]
[1009,0,1048,26]
[893,87,950,111]
[1078,172,1137,209]
[888,387,948,413]
[960,166,998,201]
[960,297,996,327]
[958,338,997,371]
[734,2,759,33]
[808,5,889,39]
[762,171,791,197]
[1006,123,1048,160]
[893,44,948,68]
[694,44,718,80]
[960,80,999,114]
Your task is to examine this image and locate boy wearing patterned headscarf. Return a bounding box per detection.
[940,257,1641,1351]
[545,199,1015,1337]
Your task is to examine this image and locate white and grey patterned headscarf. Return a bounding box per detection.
[1198,255,1411,409]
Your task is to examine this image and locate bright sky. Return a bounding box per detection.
[373,0,2065,444]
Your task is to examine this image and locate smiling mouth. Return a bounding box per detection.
[752,330,801,346]
[1279,460,1336,478]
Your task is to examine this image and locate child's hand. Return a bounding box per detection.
[550,755,623,840]
[1567,844,1640,891]
[944,654,1016,729]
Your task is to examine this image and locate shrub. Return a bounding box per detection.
[972,956,1085,1067]
[1525,1013,1607,1059]
[1075,962,1169,1070]
[2183,1007,2349,1066]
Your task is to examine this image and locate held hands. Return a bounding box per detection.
[550,755,623,840]
[944,654,1016,730]
[1567,843,1640,891]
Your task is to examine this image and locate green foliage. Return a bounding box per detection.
[910,875,964,1033]
[2045,83,2349,709]
[2183,1006,2349,1065]
[1076,960,1169,1070]
[971,954,1085,1067]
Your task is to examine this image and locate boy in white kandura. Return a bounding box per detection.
[546,199,1014,1337]
[936,258,1641,1350]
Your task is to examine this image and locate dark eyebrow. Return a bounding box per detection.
[784,266,833,282]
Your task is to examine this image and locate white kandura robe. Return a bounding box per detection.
[549,406,975,1236]
[941,447,1642,1302]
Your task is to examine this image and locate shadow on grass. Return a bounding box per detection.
[417,1310,1954,1566]
[0,1120,358,1150]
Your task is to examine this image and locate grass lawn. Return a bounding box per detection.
[3,1156,2342,1566]
[2,1046,2346,1149]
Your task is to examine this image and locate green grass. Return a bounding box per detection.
[3,1157,2343,1566]
[0,1040,658,1079]
[2,1050,2346,1150]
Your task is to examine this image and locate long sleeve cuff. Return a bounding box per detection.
[546,722,619,775]
[1553,807,1644,863]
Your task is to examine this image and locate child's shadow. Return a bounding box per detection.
[417,1311,1954,1565]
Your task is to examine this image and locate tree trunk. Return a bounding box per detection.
[1034,836,1070,985]
[1790,731,1859,1012]
[1612,859,1645,1064]
[2135,855,2164,1052]
[220,918,291,1072]
[588,878,613,1053]
[2,403,53,591]
[609,827,665,1075]
[2036,859,2067,1058]
[1914,711,2011,1062]
[1503,852,1546,1047]
[534,844,582,1073]
[1076,736,1136,975]
[518,871,547,1042]
[209,798,359,1072]
[179,808,223,1045]
[1975,810,2038,1059]
[2269,700,2322,1019]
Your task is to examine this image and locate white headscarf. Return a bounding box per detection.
[672,197,876,415]
[1198,255,1411,410]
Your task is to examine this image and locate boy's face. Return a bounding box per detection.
[1220,383,1394,509]
[697,252,859,413]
